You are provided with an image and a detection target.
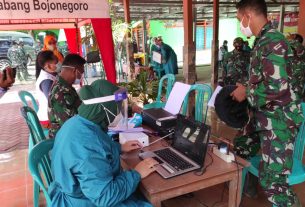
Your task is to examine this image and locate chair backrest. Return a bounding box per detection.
[293,102,305,161]
[18,91,39,112]
[156,74,176,102]
[28,139,54,206]
[181,84,213,123]
[20,106,46,145]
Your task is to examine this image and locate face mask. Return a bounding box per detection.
[240,16,253,37]
[47,45,54,51]
[74,73,84,85]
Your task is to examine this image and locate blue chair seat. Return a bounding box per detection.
[289,158,305,185]
[143,74,175,110]
[248,155,260,177]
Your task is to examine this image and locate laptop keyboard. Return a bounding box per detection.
[155,148,194,171]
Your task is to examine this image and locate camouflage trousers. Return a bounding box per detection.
[234,122,298,206]
[259,129,298,207]
[16,65,28,81]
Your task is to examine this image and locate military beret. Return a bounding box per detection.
[214,85,250,129]
[233,37,244,47]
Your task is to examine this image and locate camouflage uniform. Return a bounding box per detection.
[48,76,82,138]
[289,40,305,99]
[223,40,250,85]
[18,45,29,80]
[246,22,303,207]
[7,45,27,81]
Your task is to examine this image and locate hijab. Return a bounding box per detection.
[42,35,64,63]
[78,79,119,131]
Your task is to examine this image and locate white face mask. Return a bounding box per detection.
[47,45,54,51]
[240,16,253,37]
[55,63,62,73]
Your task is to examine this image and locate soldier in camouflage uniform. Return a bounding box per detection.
[7,40,27,82]
[288,34,305,100]
[223,37,250,85]
[48,54,86,138]
[232,1,303,206]
[18,40,30,80]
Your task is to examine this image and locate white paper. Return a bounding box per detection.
[164,82,191,115]
[152,51,162,64]
[208,86,223,108]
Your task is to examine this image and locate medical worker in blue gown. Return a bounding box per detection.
[49,79,158,207]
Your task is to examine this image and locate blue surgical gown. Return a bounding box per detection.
[48,115,152,207]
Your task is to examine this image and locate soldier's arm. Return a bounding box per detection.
[246,40,291,108]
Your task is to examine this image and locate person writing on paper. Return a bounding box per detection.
[48,54,86,138]
[49,79,158,207]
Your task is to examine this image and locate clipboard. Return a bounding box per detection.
[152,51,162,64]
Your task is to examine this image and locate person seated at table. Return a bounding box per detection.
[49,79,158,207]
[35,51,58,128]
[0,67,15,98]
[48,54,86,138]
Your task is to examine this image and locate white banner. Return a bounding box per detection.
[0,0,109,19]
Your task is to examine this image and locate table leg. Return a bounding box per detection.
[228,171,242,207]
[150,198,162,207]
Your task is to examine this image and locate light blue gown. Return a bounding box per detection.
[160,43,178,75]
[49,115,152,207]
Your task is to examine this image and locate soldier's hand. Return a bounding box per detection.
[231,83,247,102]
[0,67,15,89]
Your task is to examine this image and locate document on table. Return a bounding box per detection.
[208,85,223,107]
[152,51,162,64]
[164,82,191,115]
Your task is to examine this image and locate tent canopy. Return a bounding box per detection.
[0,0,117,83]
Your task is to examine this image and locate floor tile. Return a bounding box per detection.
[0,186,27,207]
[0,170,26,193]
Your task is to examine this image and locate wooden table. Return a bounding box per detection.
[121,137,247,207]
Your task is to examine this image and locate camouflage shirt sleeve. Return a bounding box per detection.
[246,38,292,109]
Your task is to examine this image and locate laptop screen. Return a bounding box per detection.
[172,115,211,167]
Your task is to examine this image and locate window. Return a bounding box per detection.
[20,37,34,46]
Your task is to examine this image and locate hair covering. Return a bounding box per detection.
[214,85,250,129]
[42,35,64,63]
[78,79,119,130]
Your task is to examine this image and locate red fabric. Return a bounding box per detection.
[91,18,117,84]
[64,28,83,56]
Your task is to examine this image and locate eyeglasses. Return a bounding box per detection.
[48,41,57,45]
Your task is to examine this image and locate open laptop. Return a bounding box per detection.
[139,115,211,179]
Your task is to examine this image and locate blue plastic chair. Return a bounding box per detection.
[242,103,305,207]
[20,106,48,207]
[181,84,212,123]
[18,90,39,112]
[18,90,49,138]
[28,139,54,207]
[143,74,176,110]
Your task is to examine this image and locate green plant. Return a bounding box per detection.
[119,71,162,105]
